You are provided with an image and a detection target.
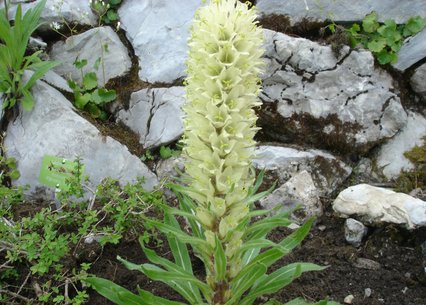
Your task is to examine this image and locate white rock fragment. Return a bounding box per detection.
[333,184,426,229]
[344,218,368,247]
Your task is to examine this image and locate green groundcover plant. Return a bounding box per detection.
[85,1,340,304]
[347,12,426,65]
[0,0,60,111]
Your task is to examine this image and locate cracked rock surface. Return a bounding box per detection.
[118,0,201,83]
[259,30,407,154]
[50,27,131,85]
[117,87,185,149]
[257,0,426,25]
[253,145,352,196]
[4,80,158,195]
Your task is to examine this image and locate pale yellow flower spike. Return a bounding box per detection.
[183,0,264,284]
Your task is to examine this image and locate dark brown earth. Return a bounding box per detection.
[85,205,426,305]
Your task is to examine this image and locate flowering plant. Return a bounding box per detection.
[85,1,340,304]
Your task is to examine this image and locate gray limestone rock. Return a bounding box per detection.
[259,170,322,224]
[345,218,368,247]
[393,29,426,72]
[117,87,185,149]
[1,0,97,29]
[260,30,407,154]
[4,80,158,196]
[118,0,201,83]
[256,0,426,25]
[410,63,426,99]
[375,111,426,180]
[333,184,426,229]
[50,27,131,86]
[254,145,352,196]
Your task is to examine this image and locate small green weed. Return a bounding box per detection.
[90,0,122,26]
[0,158,162,304]
[347,12,426,64]
[68,58,116,120]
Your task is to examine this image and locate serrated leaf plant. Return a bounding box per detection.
[347,12,426,65]
[67,58,116,120]
[85,1,339,304]
[0,0,60,112]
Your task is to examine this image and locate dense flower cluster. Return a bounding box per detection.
[183,0,264,280]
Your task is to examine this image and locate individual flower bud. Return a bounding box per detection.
[204,230,216,249]
[196,208,214,229]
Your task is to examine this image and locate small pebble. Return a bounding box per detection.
[318,225,326,231]
[353,257,381,270]
[344,294,354,304]
[364,288,372,298]
[402,287,408,294]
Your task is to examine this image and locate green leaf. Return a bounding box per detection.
[376,50,398,65]
[83,72,98,90]
[403,16,426,37]
[362,12,379,33]
[91,88,117,105]
[118,258,212,301]
[367,38,386,53]
[244,214,293,240]
[9,170,20,180]
[107,10,119,21]
[237,218,314,280]
[146,218,209,250]
[84,277,185,305]
[86,102,102,118]
[225,263,267,305]
[74,59,88,70]
[241,263,326,305]
[110,0,122,5]
[25,60,61,90]
[163,213,203,304]
[214,235,226,281]
[21,88,34,111]
[74,92,91,109]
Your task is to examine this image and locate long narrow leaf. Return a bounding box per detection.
[24,60,61,90]
[84,276,186,305]
[224,263,267,305]
[214,235,226,281]
[146,218,209,251]
[241,263,326,305]
[237,218,314,282]
[118,258,212,302]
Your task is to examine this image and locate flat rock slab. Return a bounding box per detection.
[375,111,426,179]
[260,30,407,154]
[118,0,201,83]
[50,26,131,85]
[392,29,426,72]
[117,87,185,149]
[333,184,426,229]
[253,145,352,195]
[1,0,97,28]
[257,0,426,24]
[4,80,158,195]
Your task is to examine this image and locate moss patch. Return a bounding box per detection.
[395,136,426,193]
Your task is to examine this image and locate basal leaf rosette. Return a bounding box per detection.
[183,0,264,279]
